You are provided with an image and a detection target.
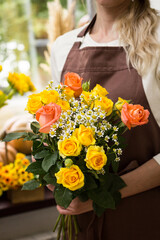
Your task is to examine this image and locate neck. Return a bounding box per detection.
[90,0,131,43]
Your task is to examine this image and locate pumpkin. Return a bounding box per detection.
[0,142,17,164]
[1,115,33,155]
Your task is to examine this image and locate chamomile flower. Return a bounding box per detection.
[113,126,119,132]
[117,148,122,155]
[112,134,118,141]
[97,131,104,137]
[115,157,120,162]
[105,135,110,142]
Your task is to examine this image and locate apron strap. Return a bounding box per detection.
[77,15,97,38]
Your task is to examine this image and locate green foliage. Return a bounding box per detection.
[22,179,41,190]
[54,185,73,209]
[2,132,27,142]
[42,151,58,172]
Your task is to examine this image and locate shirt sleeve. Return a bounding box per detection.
[153,153,160,165]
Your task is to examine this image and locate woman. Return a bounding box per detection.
[50,0,160,239]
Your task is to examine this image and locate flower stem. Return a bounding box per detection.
[57,217,63,240]
[73,215,79,240]
[53,214,62,232]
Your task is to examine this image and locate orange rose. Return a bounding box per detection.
[121,103,150,130]
[36,103,61,133]
[64,72,83,97]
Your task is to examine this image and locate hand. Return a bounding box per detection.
[57,197,93,215]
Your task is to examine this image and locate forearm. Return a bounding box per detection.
[120,158,160,199]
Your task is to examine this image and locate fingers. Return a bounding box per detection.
[47,184,55,192]
[57,205,75,215]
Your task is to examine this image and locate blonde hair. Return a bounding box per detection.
[116,0,160,79]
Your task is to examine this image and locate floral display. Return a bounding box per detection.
[3,72,150,240]
[0,65,36,108]
[0,153,33,196]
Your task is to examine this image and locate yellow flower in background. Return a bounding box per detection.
[40,90,59,105]
[94,96,113,116]
[0,153,33,195]
[0,65,2,72]
[73,125,95,147]
[55,165,84,191]
[85,146,107,171]
[58,136,82,158]
[63,87,74,100]
[25,93,43,114]
[8,72,36,95]
[92,84,108,97]
[0,188,3,197]
[16,153,26,160]
[57,99,70,111]
[0,90,7,108]
[115,97,128,112]
[21,158,30,166]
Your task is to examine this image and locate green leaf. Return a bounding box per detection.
[93,202,106,217]
[31,121,40,134]
[26,161,46,175]
[43,173,57,185]
[34,150,50,159]
[23,132,37,141]
[3,132,27,142]
[110,174,126,192]
[88,188,115,210]
[42,151,58,172]
[78,192,89,202]
[84,175,97,191]
[111,160,119,173]
[54,185,73,208]
[32,140,43,154]
[22,179,40,190]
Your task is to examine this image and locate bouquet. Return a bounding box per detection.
[2,72,150,240]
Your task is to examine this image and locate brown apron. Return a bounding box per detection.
[60,17,160,240]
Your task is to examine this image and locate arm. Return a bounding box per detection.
[57,158,160,215]
[120,158,160,198]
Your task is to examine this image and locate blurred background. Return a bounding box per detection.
[0,1,159,240]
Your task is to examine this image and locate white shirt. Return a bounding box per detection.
[50,24,160,165]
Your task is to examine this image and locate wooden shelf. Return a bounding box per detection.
[0,187,56,218]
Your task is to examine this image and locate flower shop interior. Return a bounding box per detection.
[0,0,159,240]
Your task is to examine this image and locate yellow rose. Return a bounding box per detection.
[25,93,43,114]
[57,99,70,111]
[94,96,113,116]
[0,65,2,72]
[85,146,107,170]
[115,97,128,112]
[92,84,108,97]
[73,125,95,146]
[55,165,84,191]
[58,136,82,158]
[63,87,74,100]
[81,91,94,109]
[40,90,59,105]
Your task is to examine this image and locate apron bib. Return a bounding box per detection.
[60,16,160,240]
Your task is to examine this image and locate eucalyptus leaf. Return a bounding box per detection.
[42,151,58,172]
[22,179,40,190]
